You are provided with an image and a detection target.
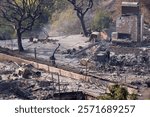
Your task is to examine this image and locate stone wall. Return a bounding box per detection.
[116,15,138,41]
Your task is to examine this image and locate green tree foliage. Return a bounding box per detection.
[128,93,138,100]
[99,84,137,100]
[91,10,111,31]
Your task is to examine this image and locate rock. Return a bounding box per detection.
[33,38,38,43]
[78,46,83,49]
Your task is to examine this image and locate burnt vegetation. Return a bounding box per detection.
[0,0,150,100]
[68,0,93,37]
[0,0,53,51]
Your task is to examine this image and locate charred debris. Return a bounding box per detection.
[0,1,150,100]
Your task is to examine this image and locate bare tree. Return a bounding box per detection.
[0,0,52,51]
[68,0,93,37]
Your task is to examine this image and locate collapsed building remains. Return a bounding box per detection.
[0,61,109,100]
[112,1,144,43]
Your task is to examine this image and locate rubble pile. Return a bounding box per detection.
[108,53,150,74]
[96,53,150,80]
[0,62,18,76]
[80,48,149,73]
[0,61,107,100]
[78,46,150,87]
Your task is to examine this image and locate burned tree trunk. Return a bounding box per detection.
[78,13,88,36]
[68,0,93,37]
[17,29,24,52]
[0,0,53,52]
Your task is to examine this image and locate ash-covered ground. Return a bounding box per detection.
[0,34,150,99]
[0,61,107,100]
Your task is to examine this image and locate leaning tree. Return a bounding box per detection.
[0,0,53,51]
[68,0,93,37]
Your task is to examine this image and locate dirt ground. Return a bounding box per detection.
[0,35,90,67]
